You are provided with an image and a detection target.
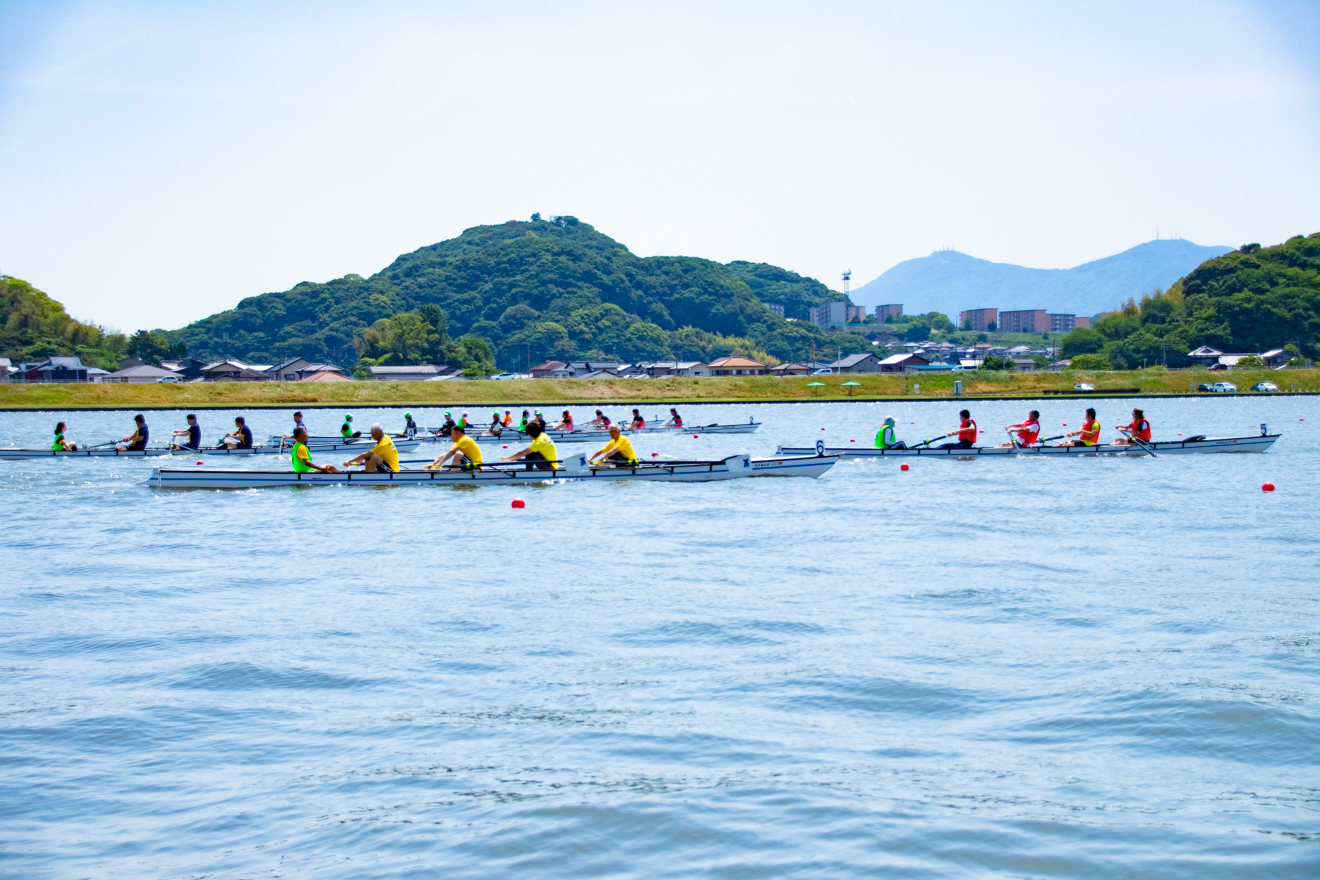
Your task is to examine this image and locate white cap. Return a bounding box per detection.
[371,422,384,432]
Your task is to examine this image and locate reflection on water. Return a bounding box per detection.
[1,398,1317,878]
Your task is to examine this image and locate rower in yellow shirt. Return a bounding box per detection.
[502,421,559,470]
[589,425,638,465]
[343,423,400,472]
[427,423,483,470]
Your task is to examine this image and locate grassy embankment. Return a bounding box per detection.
[1,369,1316,410]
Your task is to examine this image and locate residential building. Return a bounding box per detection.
[1185,346,1225,367]
[707,356,768,376]
[1260,349,1291,368]
[566,362,626,377]
[530,360,571,379]
[102,364,182,383]
[265,357,318,381]
[998,309,1049,334]
[0,358,13,382]
[367,364,463,381]
[646,361,711,378]
[764,303,785,318]
[300,370,352,382]
[158,356,209,381]
[809,302,866,326]
[202,359,269,381]
[769,362,814,377]
[873,304,904,322]
[1048,313,1077,332]
[1074,317,1091,329]
[959,308,997,332]
[877,353,930,373]
[826,352,885,374]
[14,356,91,383]
[1011,358,1038,372]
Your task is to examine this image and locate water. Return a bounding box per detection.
[2,398,1317,878]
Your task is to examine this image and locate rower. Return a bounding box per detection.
[427,423,483,471]
[291,427,340,473]
[222,416,254,449]
[341,414,361,439]
[438,412,457,438]
[404,412,418,439]
[875,416,906,449]
[488,411,504,438]
[591,409,611,429]
[518,410,531,432]
[532,411,547,430]
[999,410,1042,448]
[52,422,78,451]
[552,410,574,431]
[343,423,399,473]
[1060,408,1101,447]
[459,412,471,430]
[937,410,977,449]
[589,425,638,465]
[502,421,559,471]
[664,408,683,428]
[275,411,306,442]
[502,410,514,428]
[172,413,203,450]
[1113,408,1152,446]
[627,409,644,430]
[121,414,149,451]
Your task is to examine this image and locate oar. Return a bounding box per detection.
[913,432,953,448]
[1035,434,1068,445]
[1120,428,1158,457]
[87,440,121,449]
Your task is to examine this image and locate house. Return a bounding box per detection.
[567,362,626,377]
[1011,358,1038,372]
[367,364,462,381]
[202,359,268,381]
[1260,349,1291,368]
[1049,359,1072,371]
[575,369,624,380]
[769,362,814,377]
[671,361,711,377]
[826,352,885,374]
[878,353,930,373]
[102,364,183,383]
[265,357,317,381]
[530,360,571,379]
[159,356,209,381]
[15,356,91,383]
[707,356,768,376]
[299,370,352,382]
[1185,346,1225,367]
[0,358,13,382]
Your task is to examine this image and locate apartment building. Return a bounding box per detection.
[959,308,997,332]
[998,309,1048,333]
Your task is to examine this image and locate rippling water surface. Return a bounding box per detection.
[2,398,1317,878]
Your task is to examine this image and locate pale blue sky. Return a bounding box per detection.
[1,0,1316,332]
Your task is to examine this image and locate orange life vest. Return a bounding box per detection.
[1017,419,1040,444]
[1080,419,1101,445]
[1128,418,1152,442]
[958,419,977,442]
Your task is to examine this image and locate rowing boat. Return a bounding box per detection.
[175,438,424,456]
[0,447,176,461]
[147,452,838,489]
[282,420,762,446]
[777,432,1281,459]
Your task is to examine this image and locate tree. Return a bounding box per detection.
[619,321,672,361]
[1070,353,1111,370]
[1060,328,1105,357]
[128,329,183,365]
[1236,355,1265,367]
[979,355,1012,371]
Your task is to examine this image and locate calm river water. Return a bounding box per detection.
[1,397,1316,878]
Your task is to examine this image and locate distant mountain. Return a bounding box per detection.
[850,239,1233,319]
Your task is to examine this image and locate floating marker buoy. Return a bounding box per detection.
[651,452,658,457]
[1262,482,1275,492]
[850,439,855,443]
[503,445,508,448]
[511,498,526,508]
[900,463,910,471]
[821,427,826,431]
[197,461,204,465]
[693,434,699,438]
[1177,433,1182,436]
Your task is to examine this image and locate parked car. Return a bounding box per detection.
[1251,381,1279,392]
[811,368,833,376]
[1212,382,1237,393]
[488,372,527,381]
[1073,382,1095,391]
[156,375,180,383]
[1195,383,1214,392]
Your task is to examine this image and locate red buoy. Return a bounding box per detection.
[900,462,910,471]
[850,439,855,443]
[197,461,204,465]
[511,498,526,508]
[651,452,658,457]
[1262,482,1275,492]
[693,434,699,438]
[502,445,508,448]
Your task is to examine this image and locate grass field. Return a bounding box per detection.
[1,369,1315,410]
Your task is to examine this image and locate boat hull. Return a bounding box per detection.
[776,434,1280,458]
[183,438,423,456]
[414,421,762,444]
[748,454,841,477]
[0,447,175,461]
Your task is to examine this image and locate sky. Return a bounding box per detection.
[1,0,1317,333]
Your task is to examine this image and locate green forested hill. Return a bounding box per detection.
[1059,232,1320,368]
[0,276,130,370]
[170,217,858,371]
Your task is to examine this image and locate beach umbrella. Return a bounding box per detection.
[841,381,861,396]
[807,381,826,397]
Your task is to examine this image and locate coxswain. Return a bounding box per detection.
[627,409,645,430]
[344,423,399,472]
[502,410,514,428]
[875,416,906,449]
[459,412,471,430]
[52,422,78,451]
[1114,408,1152,446]
[999,410,1042,448]
[502,421,559,470]
[589,425,638,465]
[532,411,547,430]
[341,414,360,439]
[290,427,340,473]
[937,410,977,449]
[591,409,611,429]
[1060,408,1102,447]
[172,413,203,450]
[121,414,149,451]
[552,410,574,431]
[404,412,418,439]
[427,423,483,471]
[222,416,254,449]
[488,411,504,438]
[664,408,682,428]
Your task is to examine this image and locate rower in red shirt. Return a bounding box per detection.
[938,410,978,449]
[1114,408,1152,445]
[999,410,1042,447]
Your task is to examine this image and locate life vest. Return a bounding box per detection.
[1129,418,1152,442]
[672,416,683,427]
[52,433,65,451]
[291,442,315,473]
[958,419,977,443]
[1080,419,1101,445]
[876,425,896,449]
[341,423,352,437]
[1017,420,1040,444]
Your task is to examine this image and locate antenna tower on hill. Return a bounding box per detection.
[841,269,851,299]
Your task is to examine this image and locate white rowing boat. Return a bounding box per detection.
[777,432,1281,459]
[148,452,838,489]
[0,438,423,462]
[284,421,761,447]
[0,446,176,461]
[176,438,424,456]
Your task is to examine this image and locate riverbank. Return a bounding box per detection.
[1,368,1315,410]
